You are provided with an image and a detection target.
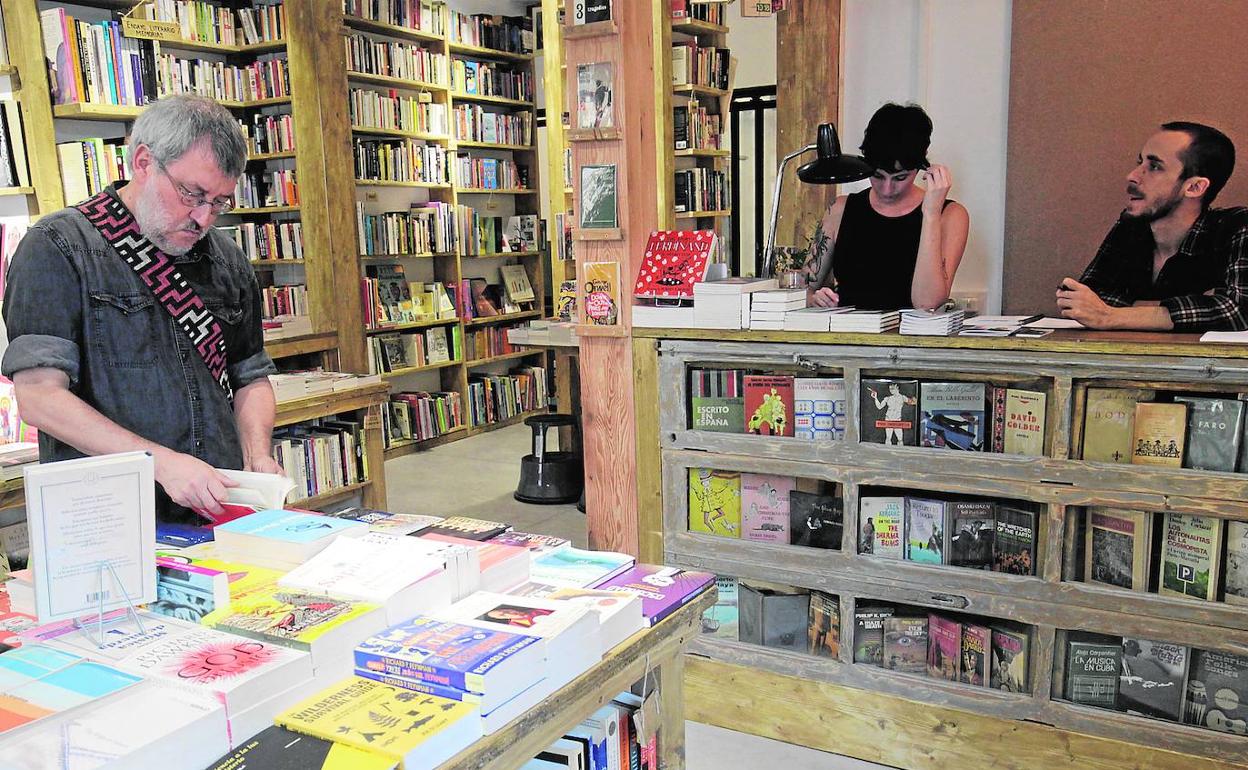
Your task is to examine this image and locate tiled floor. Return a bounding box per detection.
[385,424,893,769]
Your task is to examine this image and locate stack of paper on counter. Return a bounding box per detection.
[527,546,635,589]
[22,612,313,743]
[352,616,543,734]
[900,308,965,336]
[205,725,398,770]
[202,590,386,683]
[278,531,457,623]
[276,678,480,770]
[0,645,141,736]
[213,509,369,571]
[783,305,853,332]
[594,565,716,626]
[0,678,230,770]
[825,308,901,333]
[434,592,602,688]
[417,533,530,592]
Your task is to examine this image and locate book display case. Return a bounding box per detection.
[328,2,549,461]
[634,329,1248,769]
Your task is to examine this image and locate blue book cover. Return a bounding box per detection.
[156,522,214,548]
[215,509,365,544]
[920,382,986,451]
[531,547,633,587]
[353,616,539,693]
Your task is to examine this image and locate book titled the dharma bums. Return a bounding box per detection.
[1130,402,1187,467]
[1160,513,1223,602]
[860,496,904,559]
[1174,395,1245,472]
[206,725,397,770]
[1081,388,1152,463]
[1084,508,1150,591]
[277,678,481,769]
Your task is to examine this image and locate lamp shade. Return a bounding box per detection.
[796,123,873,184]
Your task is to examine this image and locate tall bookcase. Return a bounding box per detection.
[0,0,387,510]
[668,7,731,251]
[329,2,549,461]
[540,0,574,295]
[636,330,1248,769]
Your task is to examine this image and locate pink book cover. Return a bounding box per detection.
[927,613,961,682]
[420,532,528,571]
[741,473,795,543]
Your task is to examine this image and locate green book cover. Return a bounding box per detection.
[691,396,744,433]
[688,468,741,538]
[1160,513,1222,601]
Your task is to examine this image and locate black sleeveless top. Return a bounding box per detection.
[830,189,952,310]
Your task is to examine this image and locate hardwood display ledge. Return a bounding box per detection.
[439,588,714,769]
[633,326,1248,359]
[274,382,389,427]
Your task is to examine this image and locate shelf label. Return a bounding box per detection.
[121,18,183,42]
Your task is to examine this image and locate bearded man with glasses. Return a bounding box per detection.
[2,94,280,523]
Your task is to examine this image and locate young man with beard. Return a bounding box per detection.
[2,95,280,522]
[1057,122,1248,331]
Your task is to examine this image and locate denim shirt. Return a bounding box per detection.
[2,183,276,519]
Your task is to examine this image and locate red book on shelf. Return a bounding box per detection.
[633,230,716,299]
[743,374,794,437]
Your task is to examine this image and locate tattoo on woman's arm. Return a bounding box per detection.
[803,222,832,280]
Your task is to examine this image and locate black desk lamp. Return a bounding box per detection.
[763,123,873,277]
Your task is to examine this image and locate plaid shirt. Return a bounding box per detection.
[1080,207,1248,331]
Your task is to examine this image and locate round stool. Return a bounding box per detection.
[514,413,584,505]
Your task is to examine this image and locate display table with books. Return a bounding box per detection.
[633,327,1248,770]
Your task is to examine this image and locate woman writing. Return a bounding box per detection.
[805,103,970,311]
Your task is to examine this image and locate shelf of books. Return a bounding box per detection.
[667,1,731,258]
[646,335,1248,767]
[339,1,550,460]
[540,0,575,307]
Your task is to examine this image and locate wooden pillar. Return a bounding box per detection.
[774,0,841,249]
[2,0,65,217]
[566,1,665,556]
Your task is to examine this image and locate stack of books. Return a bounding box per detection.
[826,309,901,333]
[901,308,966,336]
[783,306,852,332]
[749,289,808,330]
[692,277,777,329]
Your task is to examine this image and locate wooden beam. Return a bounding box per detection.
[633,337,664,564]
[774,0,840,250]
[3,0,65,217]
[685,657,1247,770]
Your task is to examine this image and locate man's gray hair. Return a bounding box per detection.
[128,94,247,178]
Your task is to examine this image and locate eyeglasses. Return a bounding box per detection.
[157,163,235,215]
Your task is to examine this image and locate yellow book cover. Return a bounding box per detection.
[172,556,285,603]
[408,283,436,319]
[202,590,382,650]
[1003,389,1046,456]
[277,678,481,767]
[583,261,620,325]
[1131,402,1187,467]
[688,468,741,538]
[1081,388,1153,463]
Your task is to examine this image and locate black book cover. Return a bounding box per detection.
[789,490,842,550]
[993,505,1036,576]
[852,605,894,664]
[585,0,612,23]
[674,106,689,150]
[1119,638,1187,722]
[947,501,995,568]
[1065,640,1121,709]
[859,379,920,446]
[206,726,364,770]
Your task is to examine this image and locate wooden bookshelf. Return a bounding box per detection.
[52,103,144,120]
[0,186,34,196]
[454,187,536,195]
[464,309,542,328]
[672,83,729,99]
[342,14,445,44]
[384,424,468,460]
[360,252,456,260]
[351,125,452,142]
[264,330,339,359]
[671,18,729,36]
[365,318,460,335]
[291,480,373,510]
[466,349,544,367]
[675,148,730,158]
[449,92,533,108]
[461,250,543,259]
[247,150,298,162]
[447,42,533,62]
[346,70,449,92]
[355,179,453,189]
[674,209,731,219]
[250,258,306,267]
[380,360,464,379]
[274,381,389,428]
[455,140,536,152]
[633,330,1248,769]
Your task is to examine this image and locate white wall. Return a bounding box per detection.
[841,0,1011,312]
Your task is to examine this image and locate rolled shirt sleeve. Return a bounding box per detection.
[2,227,84,385]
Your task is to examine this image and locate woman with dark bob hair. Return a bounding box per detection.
[805,103,970,311]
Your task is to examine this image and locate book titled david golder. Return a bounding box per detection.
[353,617,540,693]
[595,565,715,627]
